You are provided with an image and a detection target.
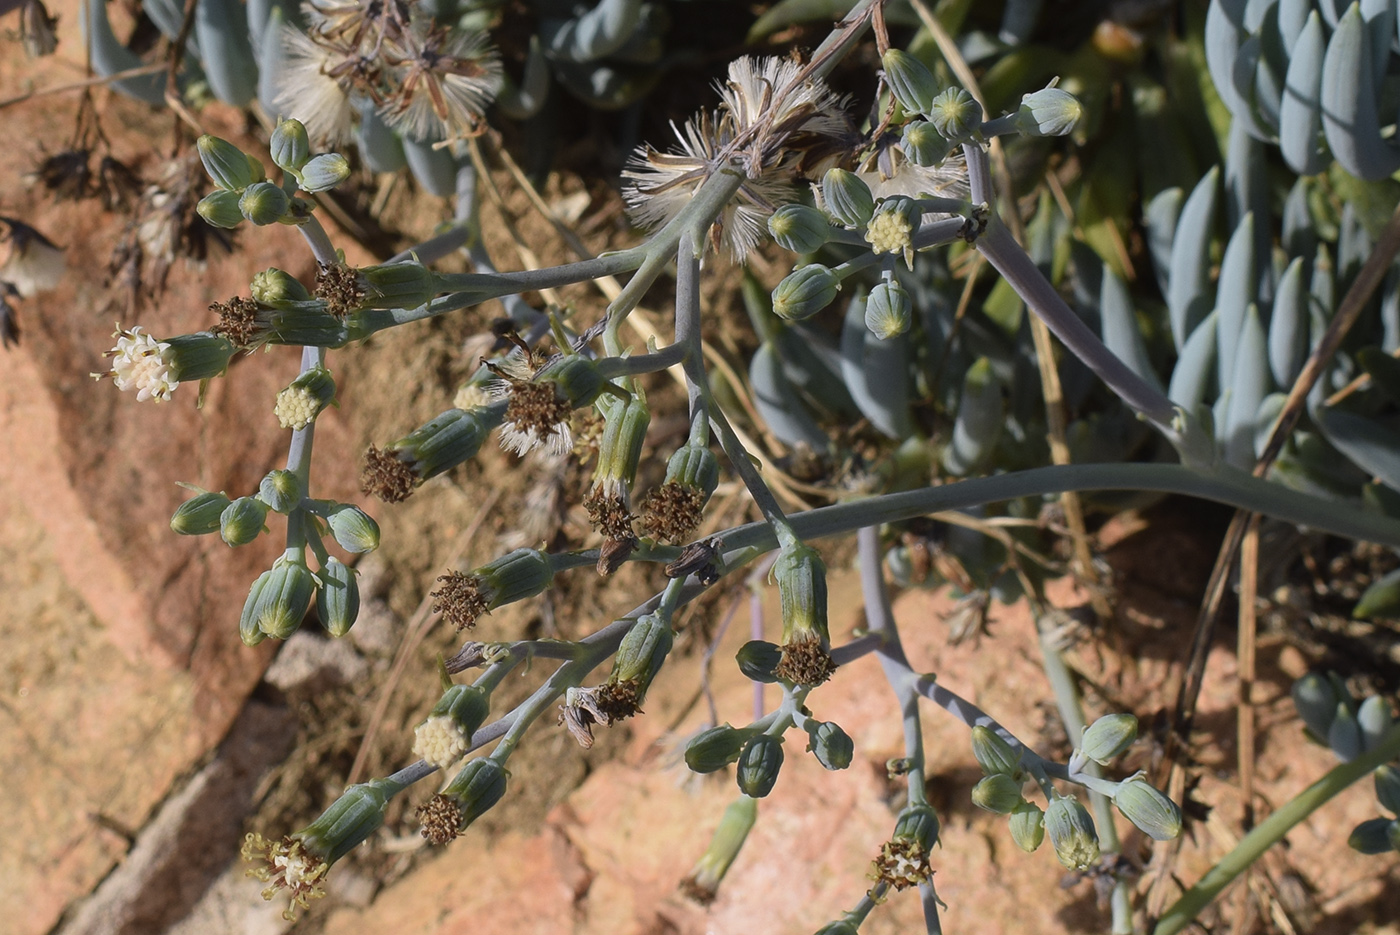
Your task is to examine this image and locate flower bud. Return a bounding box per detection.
[680,796,757,906]
[1080,713,1138,765]
[240,557,315,643]
[220,496,269,547]
[326,503,380,553]
[1292,672,1338,740]
[774,541,829,647]
[736,733,784,798]
[1112,776,1182,841]
[768,204,831,254]
[1329,701,1363,761]
[864,278,913,339]
[685,724,749,773]
[882,49,939,115]
[197,134,258,191]
[594,393,650,496]
[162,332,236,382]
[610,612,673,696]
[316,555,360,637]
[251,267,313,307]
[735,640,782,683]
[259,468,305,514]
[539,354,607,409]
[442,758,509,829]
[275,366,337,431]
[358,261,438,310]
[1013,86,1083,137]
[892,803,941,852]
[1044,794,1099,870]
[929,87,983,141]
[434,684,492,738]
[239,181,290,225]
[865,196,921,266]
[1375,764,1400,815]
[663,442,720,498]
[297,777,402,864]
[821,168,875,229]
[270,118,312,173]
[972,773,1025,814]
[902,119,951,166]
[772,264,841,321]
[297,153,351,193]
[805,720,853,771]
[970,725,1023,777]
[1008,801,1045,852]
[391,407,496,481]
[414,684,490,769]
[170,489,231,536]
[1358,695,1393,752]
[477,547,555,608]
[1348,817,1400,854]
[196,190,244,229]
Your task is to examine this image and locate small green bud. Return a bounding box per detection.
[610,613,673,695]
[296,777,401,864]
[882,48,939,115]
[270,118,312,173]
[736,733,784,797]
[257,301,348,347]
[161,332,235,382]
[441,757,508,828]
[774,540,829,646]
[685,724,749,773]
[735,640,783,683]
[539,354,607,409]
[864,278,913,339]
[1348,817,1400,854]
[1008,801,1045,852]
[771,264,840,322]
[662,442,720,498]
[316,555,360,637]
[197,134,257,191]
[170,489,231,535]
[768,204,831,254]
[892,803,941,851]
[1358,695,1393,752]
[594,393,651,494]
[1375,764,1400,815]
[1329,701,1363,761]
[971,725,1023,777]
[821,168,875,229]
[477,547,555,608]
[929,87,983,142]
[240,557,315,643]
[326,503,380,553]
[358,261,437,310]
[196,190,244,229]
[1013,85,1083,137]
[239,181,290,225]
[258,468,305,514]
[805,720,853,771]
[275,366,337,431]
[391,407,496,481]
[220,496,269,547]
[251,267,313,307]
[297,153,351,193]
[1292,672,1338,740]
[902,120,951,166]
[972,773,1025,814]
[1080,713,1139,765]
[1044,794,1099,870]
[1112,777,1182,841]
[431,684,491,738]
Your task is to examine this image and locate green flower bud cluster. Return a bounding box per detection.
[1348,766,1400,855]
[197,128,347,229]
[1292,672,1393,762]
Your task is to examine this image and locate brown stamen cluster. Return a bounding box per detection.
[871,838,932,891]
[775,635,837,686]
[361,445,418,503]
[504,381,572,447]
[431,570,489,631]
[583,489,636,541]
[415,793,464,845]
[211,296,262,348]
[558,681,643,748]
[638,482,705,543]
[315,262,365,318]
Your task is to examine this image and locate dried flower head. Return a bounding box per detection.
[415,793,463,845]
[558,681,643,748]
[871,837,932,891]
[361,444,418,502]
[210,296,261,348]
[583,488,635,541]
[496,379,574,457]
[91,325,178,402]
[272,24,360,145]
[379,24,501,142]
[430,570,489,631]
[241,833,330,921]
[638,481,706,543]
[775,632,837,686]
[315,262,365,318]
[0,217,64,297]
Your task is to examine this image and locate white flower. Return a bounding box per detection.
[275,386,320,429]
[272,25,358,145]
[101,326,179,402]
[0,217,64,297]
[718,55,849,162]
[412,714,469,771]
[378,26,501,142]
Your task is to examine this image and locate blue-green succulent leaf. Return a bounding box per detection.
[1168,166,1220,348]
[1169,311,1220,412]
[1321,2,1400,179]
[1279,11,1329,175]
[1269,257,1309,387]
